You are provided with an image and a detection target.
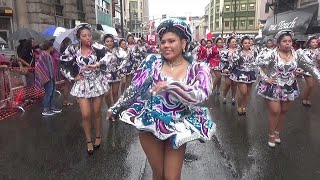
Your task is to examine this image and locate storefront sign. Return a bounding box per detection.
[268,17,298,31]
[263,5,317,36]
[0,7,13,16]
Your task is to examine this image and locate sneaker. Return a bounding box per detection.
[42,110,55,116]
[52,108,62,113]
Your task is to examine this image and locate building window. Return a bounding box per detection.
[248,20,254,26]
[215,21,219,28]
[249,3,255,9]
[225,21,229,27]
[241,4,246,10]
[130,1,138,9]
[225,5,230,11]
[77,0,84,12]
[55,4,63,16]
[141,2,143,9]
[103,1,110,14]
[240,20,245,27]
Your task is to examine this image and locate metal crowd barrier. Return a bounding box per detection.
[0,67,46,120]
[0,67,25,113]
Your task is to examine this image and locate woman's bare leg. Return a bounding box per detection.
[139,133,165,180]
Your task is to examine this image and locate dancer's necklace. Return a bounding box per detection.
[167,60,182,71]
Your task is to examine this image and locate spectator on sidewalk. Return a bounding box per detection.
[35,40,62,116]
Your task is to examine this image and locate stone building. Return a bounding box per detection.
[125,0,149,36]
[0,0,96,49]
[16,0,96,31]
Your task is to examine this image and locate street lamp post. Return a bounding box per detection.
[120,0,124,37]
[233,0,237,31]
[134,14,137,36]
[220,10,224,38]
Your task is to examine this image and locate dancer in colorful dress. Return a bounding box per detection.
[131,39,147,69]
[101,34,118,109]
[220,37,239,105]
[107,18,215,179]
[60,23,109,155]
[230,36,258,115]
[260,39,274,54]
[117,39,130,94]
[250,37,260,54]
[59,37,74,106]
[125,34,136,88]
[301,36,320,106]
[208,37,224,95]
[256,30,320,147]
[193,39,207,62]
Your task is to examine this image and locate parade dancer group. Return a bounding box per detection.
[192,30,320,148]
[55,18,320,179]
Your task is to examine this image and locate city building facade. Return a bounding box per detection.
[194,15,209,41]
[125,0,149,36]
[96,0,113,26]
[0,0,96,50]
[208,0,260,38]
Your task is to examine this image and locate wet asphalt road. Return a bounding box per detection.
[0,78,320,180]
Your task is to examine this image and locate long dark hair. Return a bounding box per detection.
[76,26,91,39]
[277,33,292,44]
[23,38,34,50]
[60,37,71,53]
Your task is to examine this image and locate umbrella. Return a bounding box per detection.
[53,28,78,49]
[8,28,50,44]
[42,26,67,37]
[53,29,105,49]
[0,37,7,45]
[92,30,105,43]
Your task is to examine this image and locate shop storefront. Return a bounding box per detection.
[262,5,318,42]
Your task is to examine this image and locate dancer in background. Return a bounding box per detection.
[301,36,320,106]
[230,36,258,115]
[193,39,207,62]
[208,37,224,95]
[107,19,215,179]
[117,39,130,94]
[102,34,118,109]
[256,30,320,147]
[132,39,147,69]
[125,34,136,88]
[59,37,74,106]
[250,37,259,54]
[60,23,108,155]
[260,39,274,53]
[220,37,239,105]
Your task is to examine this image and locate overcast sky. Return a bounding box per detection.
[148,0,210,19]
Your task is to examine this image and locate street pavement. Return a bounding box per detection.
[0,79,320,180]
